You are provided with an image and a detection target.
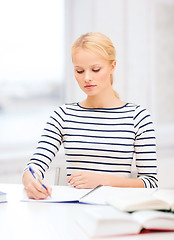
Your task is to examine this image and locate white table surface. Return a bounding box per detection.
[0,183,174,240]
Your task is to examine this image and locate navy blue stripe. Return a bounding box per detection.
[143,177,154,188]
[139,122,153,130]
[62,106,134,120]
[136,136,156,141]
[59,106,66,115]
[38,141,59,151]
[41,134,61,142]
[44,128,61,137]
[66,107,134,114]
[63,140,133,147]
[64,119,134,126]
[46,122,62,135]
[140,178,147,188]
[66,153,133,160]
[147,175,158,181]
[136,129,155,138]
[36,147,56,157]
[134,144,156,147]
[64,127,135,134]
[63,134,135,140]
[66,160,131,166]
[134,115,150,128]
[134,109,146,120]
[65,113,133,121]
[54,110,65,122]
[138,172,157,175]
[50,116,63,129]
[136,158,157,161]
[135,151,156,154]
[39,170,44,179]
[136,165,157,168]
[147,176,158,187]
[65,147,134,154]
[67,167,131,173]
[27,161,47,171]
[76,103,129,110]
[135,105,140,109]
[33,153,52,162]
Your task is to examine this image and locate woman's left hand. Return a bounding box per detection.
[67,171,105,189]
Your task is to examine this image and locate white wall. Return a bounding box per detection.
[64,0,174,188]
[1,0,174,187]
[65,0,152,107]
[64,0,174,143]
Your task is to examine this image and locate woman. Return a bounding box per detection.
[23,32,158,199]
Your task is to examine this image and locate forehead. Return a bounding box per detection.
[72,49,109,67]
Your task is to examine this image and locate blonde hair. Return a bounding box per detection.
[71,32,119,98]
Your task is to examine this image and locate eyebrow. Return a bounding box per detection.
[91,64,101,67]
[74,64,102,68]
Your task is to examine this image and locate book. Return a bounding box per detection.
[76,205,174,237]
[0,191,7,203]
[107,189,174,212]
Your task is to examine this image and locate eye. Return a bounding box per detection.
[76,70,84,74]
[93,68,100,72]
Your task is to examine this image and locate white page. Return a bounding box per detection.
[21,185,91,202]
[76,205,142,237]
[132,210,174,230]
[82,186,156,205]
[153,189,174,206]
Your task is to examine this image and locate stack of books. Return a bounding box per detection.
[22,184,174,237]
[75,187,174,237]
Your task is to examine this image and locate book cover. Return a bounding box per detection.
[0,191,7,203]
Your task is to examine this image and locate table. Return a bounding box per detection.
[0,184,174,240]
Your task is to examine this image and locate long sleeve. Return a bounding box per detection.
[24,105,66,179]
[133,106,158,188]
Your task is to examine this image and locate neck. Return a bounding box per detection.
[80,88,125,109]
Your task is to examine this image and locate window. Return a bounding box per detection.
[0,0,65,151]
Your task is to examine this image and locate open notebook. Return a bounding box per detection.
[21,185,156,205]
[21,185,104,203]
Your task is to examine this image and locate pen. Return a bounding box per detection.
[79,184,102,200]
[29,167,47,190]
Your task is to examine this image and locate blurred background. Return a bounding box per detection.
[0,0,174,187]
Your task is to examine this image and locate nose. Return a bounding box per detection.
[84,71,92,83]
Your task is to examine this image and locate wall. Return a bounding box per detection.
[64,0,174,188]
[1,0,174,187]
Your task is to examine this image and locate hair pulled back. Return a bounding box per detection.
[71,32,119,98]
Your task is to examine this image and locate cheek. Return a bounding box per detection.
[74,74,83,85]
[98,71,111,83]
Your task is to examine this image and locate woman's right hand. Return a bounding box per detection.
[22,170,52,199]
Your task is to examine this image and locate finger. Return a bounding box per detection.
[33,179,48,194]
[69,176,83,186]
[45,184,52,196]
[26,188,46,200]
[67,172,82,182]
[72,179,85,187]
[28,185,48,199]
[67,176,72,182]
[26,182,49,199]
[75,184,89,189]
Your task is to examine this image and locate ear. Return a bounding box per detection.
[111,60,116,73]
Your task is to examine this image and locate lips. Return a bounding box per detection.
[84,85,96,89]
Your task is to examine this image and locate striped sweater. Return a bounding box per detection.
[26,102,158,188]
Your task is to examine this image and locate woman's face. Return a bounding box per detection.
[72,49,115,97]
